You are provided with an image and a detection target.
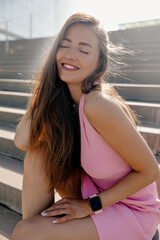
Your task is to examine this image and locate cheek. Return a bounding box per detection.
[85,55,99,71]
[56,51,60,64]
[56,51,62,70]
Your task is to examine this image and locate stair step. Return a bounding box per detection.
[122,63,160,71]
[0,106,25,127]
[138,126,160,155]
[108,70,160,84]
[0,154,23,214]
[0,125,25,160]
[0,91,30,108]
[0,71,35,80]
[0,79,31,92]
[0,154,61,215]
[110,84,160,103]
[0,204,22,240]
[126,101,160,128]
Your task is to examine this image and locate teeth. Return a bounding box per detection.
[63,64,78,69]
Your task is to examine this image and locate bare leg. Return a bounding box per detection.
[11,215,99,240]
[22,147,54,219]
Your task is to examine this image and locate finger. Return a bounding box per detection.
[41,199,72,215]
[42,208,67,217]
[52,214,72,224]
[41,201,66,215]
[53,197,71,206]
[41,204,68,216]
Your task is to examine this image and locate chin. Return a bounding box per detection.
[60,77,83,85]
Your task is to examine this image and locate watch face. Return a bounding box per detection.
[89,196,102,212]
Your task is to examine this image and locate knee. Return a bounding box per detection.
[11,218,32,240]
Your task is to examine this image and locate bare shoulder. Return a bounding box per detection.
[84,90,136,128]
[84,90,126,123]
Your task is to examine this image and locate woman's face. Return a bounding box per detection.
[56,23,100,87]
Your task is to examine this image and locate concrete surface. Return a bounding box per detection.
[0,205,22,240]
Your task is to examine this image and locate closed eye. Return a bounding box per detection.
[80,50,89,54]
[59,46,89,54]
[60,45,69,48]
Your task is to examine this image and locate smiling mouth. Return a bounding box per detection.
[62,63,79,71]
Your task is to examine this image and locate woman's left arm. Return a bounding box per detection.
[84,91,159,209]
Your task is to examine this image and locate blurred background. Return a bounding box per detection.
[0,1,160,240]
[0,0,160,40]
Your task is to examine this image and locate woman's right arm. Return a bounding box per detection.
[14,110,32,151]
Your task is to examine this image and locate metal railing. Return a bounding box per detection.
[0,11,32,54]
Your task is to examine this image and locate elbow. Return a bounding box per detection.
[147,164,160,184]
[14,134,30,151]
[154,165,160,181]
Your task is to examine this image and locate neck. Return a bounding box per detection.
[67,83,82,105]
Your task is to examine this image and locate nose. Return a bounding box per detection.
[66,47,77,60]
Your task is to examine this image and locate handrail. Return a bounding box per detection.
[0,11,32,54]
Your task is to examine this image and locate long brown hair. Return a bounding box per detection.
[26,12,138,193]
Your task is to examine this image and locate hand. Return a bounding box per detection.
[41,197,93,224]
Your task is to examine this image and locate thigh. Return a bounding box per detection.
[12,215,99,240]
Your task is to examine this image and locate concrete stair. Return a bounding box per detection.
[108,24,160,84]
[0,204,22,240]
[0,24,160,238]
[0,154,23,214]
[111,84,160,103]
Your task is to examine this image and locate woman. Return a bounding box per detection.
[11,13,160,240]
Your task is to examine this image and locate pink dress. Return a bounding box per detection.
[79,92,160,240]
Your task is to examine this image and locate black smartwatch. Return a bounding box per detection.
[89,194,102,214]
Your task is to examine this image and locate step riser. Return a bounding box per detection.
[140,132,160,155]
[123,57,160,63]
[0,137,25,161]
[114,86,160,103]
[122,65,160,71]
[129,105,160,128]
[0,94,28,108]
[0,81,30,92]
[0,71,35,79]
[0,183,22,214]
[0,111,23,127]
[108,72,160,84]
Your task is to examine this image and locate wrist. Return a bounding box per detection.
[84,198,94,215]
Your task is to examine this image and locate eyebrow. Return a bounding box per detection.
[63,37,93,48]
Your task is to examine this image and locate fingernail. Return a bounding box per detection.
[41,212,47,216]
[52,220,57,224]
